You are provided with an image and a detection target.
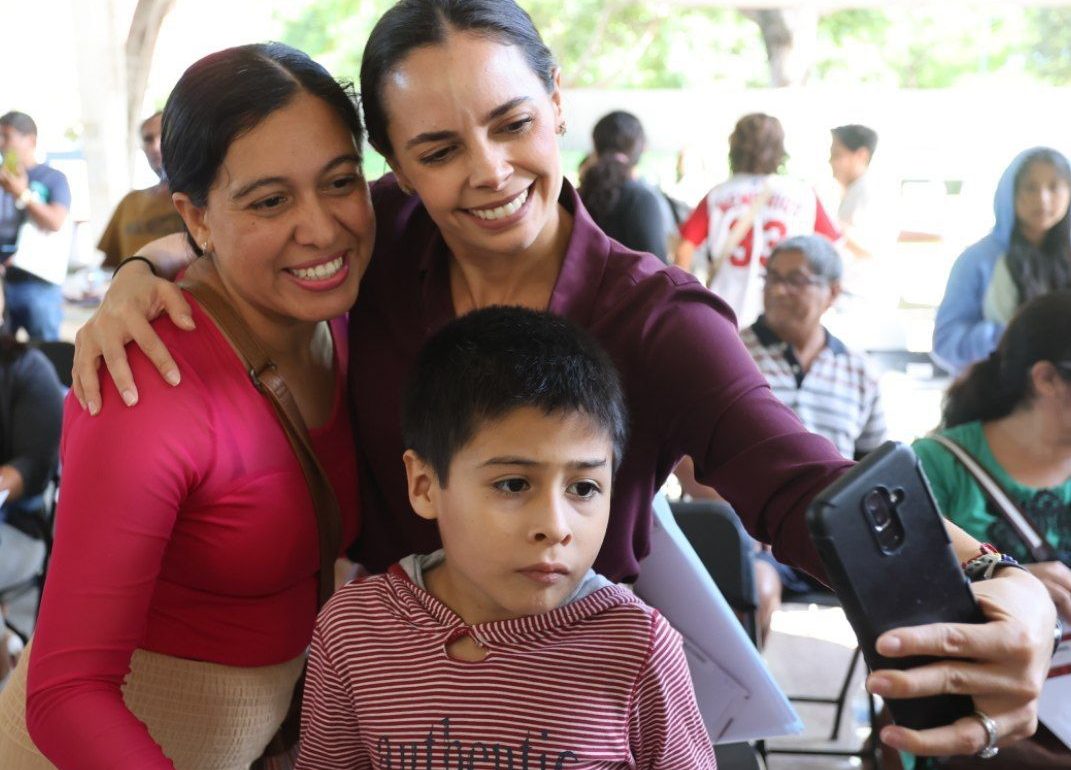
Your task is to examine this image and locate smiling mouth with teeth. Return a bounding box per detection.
[288,256,345,281]
[469,187,530,221]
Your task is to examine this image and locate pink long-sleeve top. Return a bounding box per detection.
[26,296,359,770]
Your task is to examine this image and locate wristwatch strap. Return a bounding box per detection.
[14,188,34,210]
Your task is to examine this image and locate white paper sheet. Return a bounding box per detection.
[634,495,803,744]
[1039,631,1071,749]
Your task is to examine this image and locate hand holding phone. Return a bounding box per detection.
[807,441,986,731]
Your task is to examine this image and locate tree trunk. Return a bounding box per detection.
[127,0,177,156]
[71,0,174,248]
[71,0,129,242]
[742,7,818,87]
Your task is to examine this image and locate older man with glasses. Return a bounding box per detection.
[742,234,886,462]
[741,234,888,633]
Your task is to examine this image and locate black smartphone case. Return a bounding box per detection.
[806,441,986,731]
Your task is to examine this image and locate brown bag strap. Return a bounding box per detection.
[179,277,342,608]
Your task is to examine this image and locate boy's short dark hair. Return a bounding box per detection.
[831,124,878,160]
[0,111,37,137]
[402,306,629,484]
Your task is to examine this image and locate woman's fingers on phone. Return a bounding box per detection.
[871,617,1045,701]
[878,702,1036,757]
[867,658,1014,699]
[877,614,1041,668]
[875,617,1033,663]
[878,717,986,756]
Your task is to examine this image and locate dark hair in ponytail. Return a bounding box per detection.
[942,290,1071,428]
[1006,149,1071,305]
[579,110,646,225]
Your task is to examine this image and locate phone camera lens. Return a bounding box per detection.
[864,489,892,529]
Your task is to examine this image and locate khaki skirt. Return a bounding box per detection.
[0,641,304,770]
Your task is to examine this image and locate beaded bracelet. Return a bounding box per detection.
[113,255,158,277]
[962,544,1064,656]
[961,543,1025,581]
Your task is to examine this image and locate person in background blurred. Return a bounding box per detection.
[829,124,893,261]
[918,291,1071,621]
[96,111,185,270]
[0,112,71,341]
[984,152,1071,325]
[0,280,64,678]
[579,110,675,262]
[681,235,887,642]
[674,112,841,326]
[825,123,902,351]
[932,147,1071,375]
[914,290,1071,769]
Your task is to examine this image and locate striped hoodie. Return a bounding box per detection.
[297,562,716,769]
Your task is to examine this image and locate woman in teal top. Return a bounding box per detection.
[915,290,1071,623]
[912,290,1071,770]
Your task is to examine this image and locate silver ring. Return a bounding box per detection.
[972,709,999,759]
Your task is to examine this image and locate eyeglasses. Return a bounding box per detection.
[761,271,828,291]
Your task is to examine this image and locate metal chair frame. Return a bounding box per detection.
[762,589,881,764]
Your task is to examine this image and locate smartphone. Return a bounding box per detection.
[806,440,986,731]
[2,149,18,175]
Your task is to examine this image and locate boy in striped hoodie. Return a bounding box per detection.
[297,306,716,770]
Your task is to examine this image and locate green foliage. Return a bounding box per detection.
[277,0,1071,90]
[277,0,395,84]
[1025,8,1071,84]
[883,8,1022,89]
[820,9,888,47]
[814,5,1071,87]
[278,1,766,89]
[525,2,763,88]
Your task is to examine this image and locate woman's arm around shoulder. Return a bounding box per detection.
[71,234,200,416]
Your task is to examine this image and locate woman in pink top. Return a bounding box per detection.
[0,43,369,770]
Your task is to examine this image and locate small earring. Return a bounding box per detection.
[398,183,413,196]
[557,120,567,136]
